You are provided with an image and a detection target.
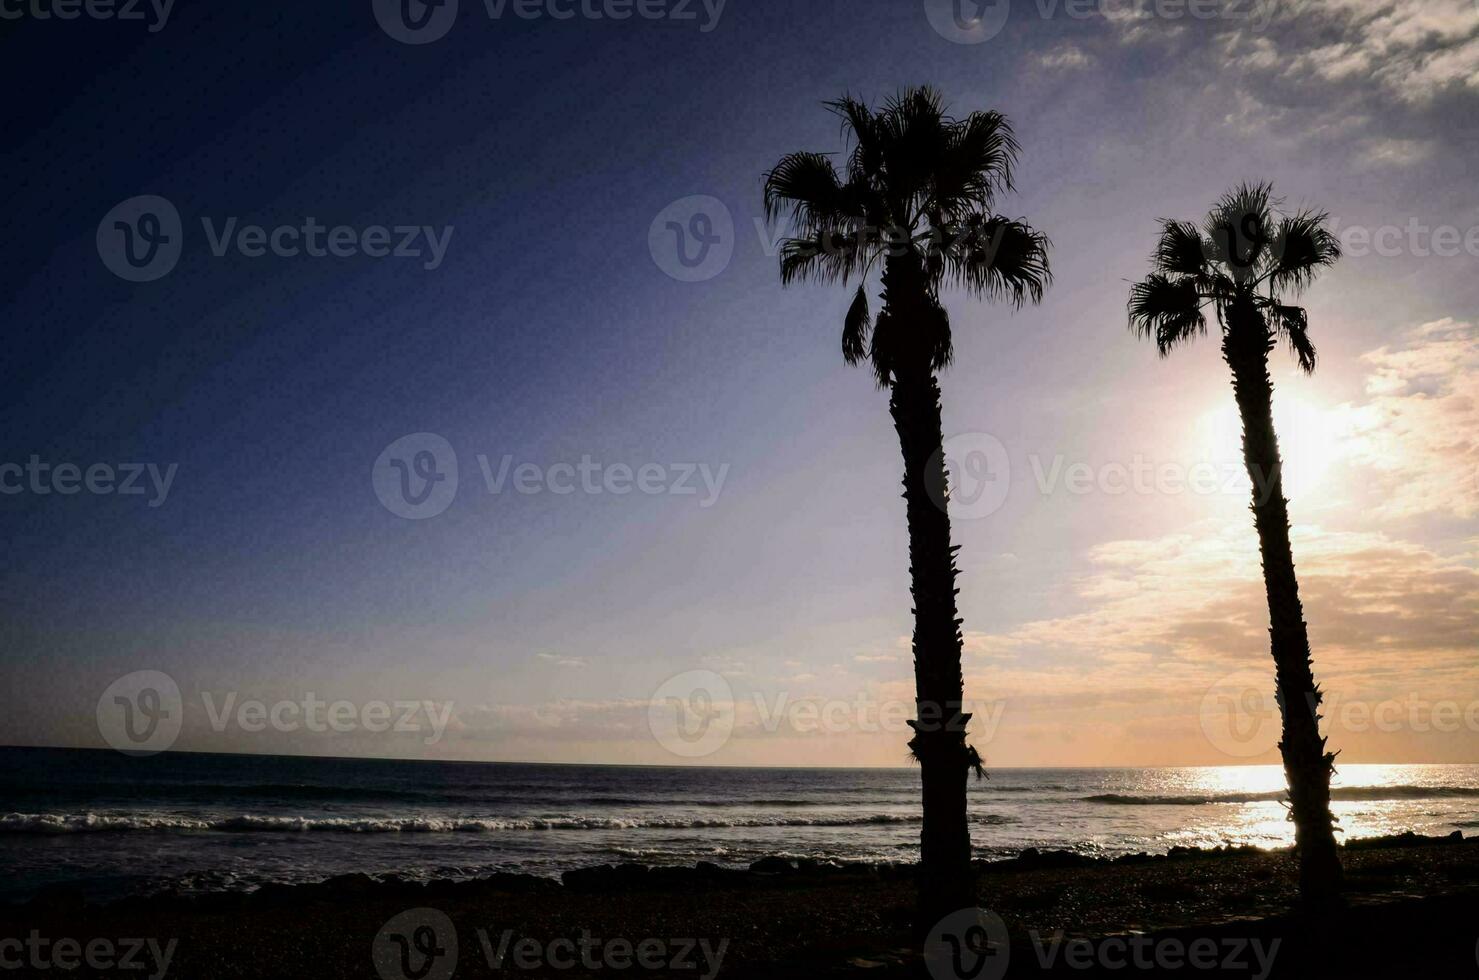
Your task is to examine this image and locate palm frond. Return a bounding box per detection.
[868,308,898,387]
[842,284,871,365]
[1267,302,1317,373]
[768,87,1050,383]
[1268,210,1341,295]
[942,212,1051,307]
[762,152,847,228]
[825,94,881,183]
[932,110,1017,214]
[877,87,950,218]
[1153,219,1210,277]
[1204,181,1276,279]
[778,232,865,286]
[1128,273,1207,356]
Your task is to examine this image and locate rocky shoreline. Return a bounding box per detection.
[3,832,1476,977]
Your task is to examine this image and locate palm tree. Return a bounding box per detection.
[764,87,1051,928]
[1128,182,1343,905]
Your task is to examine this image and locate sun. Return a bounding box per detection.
[1196,392,1346,500]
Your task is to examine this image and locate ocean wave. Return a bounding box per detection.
[2,783,941,810]
[0,811,991,834]
[1083,785,1479,806]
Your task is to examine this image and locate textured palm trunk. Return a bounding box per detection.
[1223,307,1343,905]
[890,364,977,931]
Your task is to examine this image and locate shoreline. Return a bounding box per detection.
[10,828,1471,910]
[5,832,1475,977]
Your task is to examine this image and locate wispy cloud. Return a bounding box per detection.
[1037,43,1093,70]
[1341,318,1479,519]
[535,652,588,668]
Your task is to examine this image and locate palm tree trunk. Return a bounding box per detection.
[890,365,978,932]
[1223,316,1343,906]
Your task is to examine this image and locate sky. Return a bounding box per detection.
[1,0,1476,767]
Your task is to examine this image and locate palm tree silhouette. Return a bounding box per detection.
[764,87,1051,928]
[1128,182,1344,905]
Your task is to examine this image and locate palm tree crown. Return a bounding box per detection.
[1127,182,1341,372]
[763,86,1051,385]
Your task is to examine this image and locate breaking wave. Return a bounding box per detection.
[1083,785,1479,806]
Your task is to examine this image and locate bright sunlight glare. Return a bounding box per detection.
[1196,392,1347,500]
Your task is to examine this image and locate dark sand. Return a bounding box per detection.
[3,833,1476,977]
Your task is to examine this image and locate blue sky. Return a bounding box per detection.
[2,0,1476,765]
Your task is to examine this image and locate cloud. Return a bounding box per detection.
[1272,0,1479,105]
[1340,318,1479,519]
[957,520,1479,758]
[942,316,1479,762]
[1037,43,1093,70]
[535,652,588,668]
[1354,137,1437,166]
[1183,0,1479,170]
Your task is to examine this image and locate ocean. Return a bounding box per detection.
[3,747,1476,904]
